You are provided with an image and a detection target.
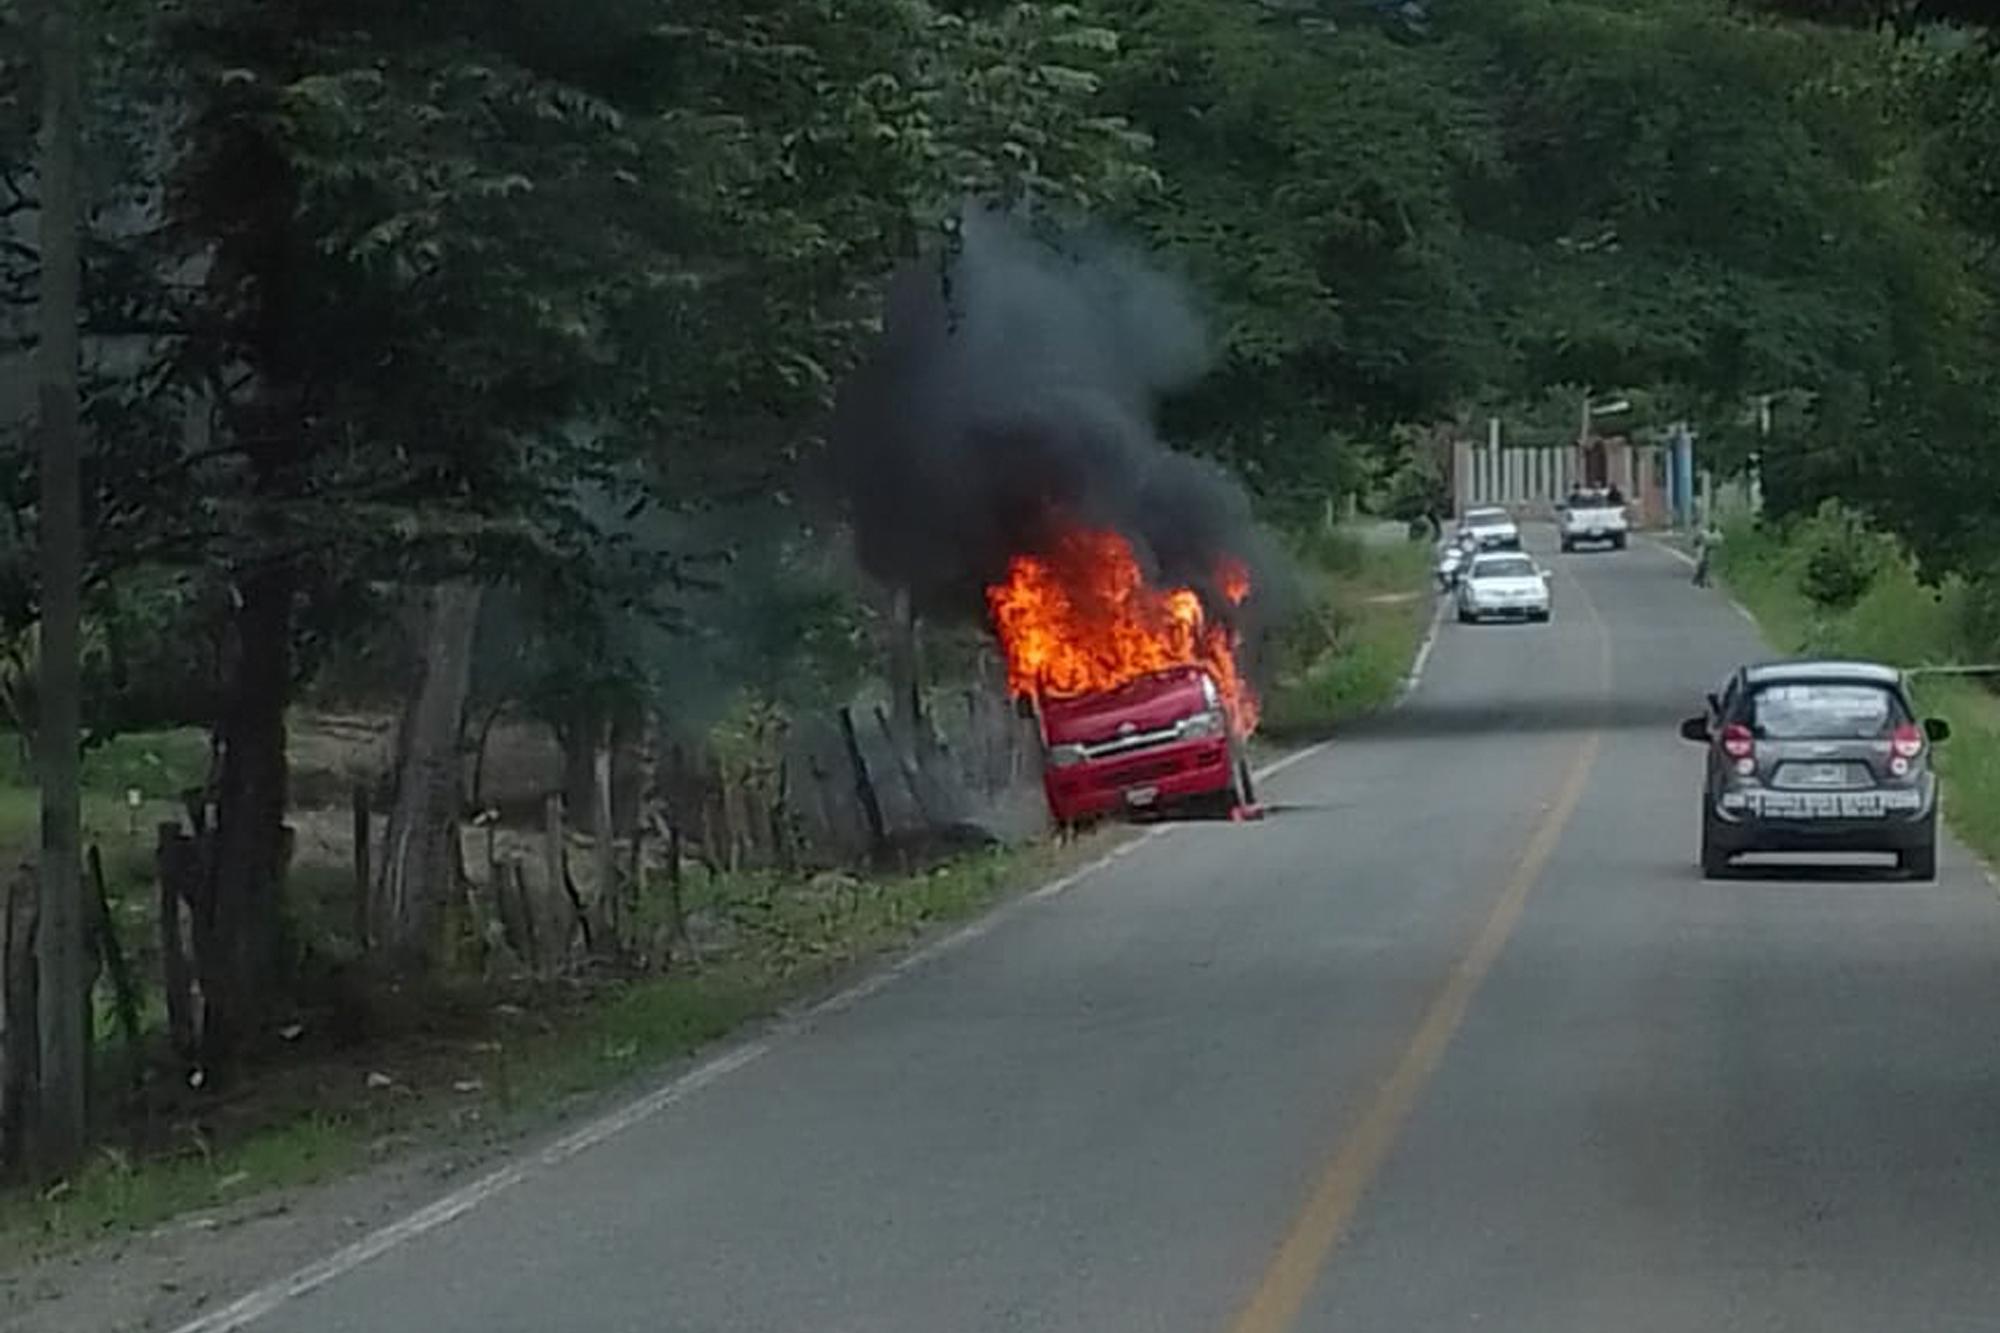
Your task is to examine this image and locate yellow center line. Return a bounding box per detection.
[1224,543,1613,1333]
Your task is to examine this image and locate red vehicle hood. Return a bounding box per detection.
[1040,667,1214,747]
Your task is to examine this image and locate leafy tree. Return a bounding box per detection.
[88,0,1159,997]
[1102,0,1499,517]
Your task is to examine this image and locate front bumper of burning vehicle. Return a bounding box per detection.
[1042,736,1233,822]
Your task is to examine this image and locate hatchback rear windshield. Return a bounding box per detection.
[1748,683,1908,739]
[1474,557,1536,579]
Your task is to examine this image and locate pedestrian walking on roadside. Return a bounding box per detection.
[1692,519,1720,587]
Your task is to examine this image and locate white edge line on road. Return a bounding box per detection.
[1651,536,1696,567]
[1397,596,1448,710]
[166,1038,772,1333]
[173,731,1340,1333]
[1251,738,1333,784]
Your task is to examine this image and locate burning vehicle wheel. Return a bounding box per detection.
[1231,746,1257,810]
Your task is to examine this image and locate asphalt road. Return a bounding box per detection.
[206,531,2000,1333]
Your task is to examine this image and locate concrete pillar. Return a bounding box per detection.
[1672,427,1696,528]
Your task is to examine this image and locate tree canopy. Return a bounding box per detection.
[2,0,1998,1067]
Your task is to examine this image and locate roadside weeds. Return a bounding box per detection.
[1260,535,1433,739]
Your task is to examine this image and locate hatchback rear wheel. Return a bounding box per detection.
[1700,810,1735,879]
[1899,819,1938,880]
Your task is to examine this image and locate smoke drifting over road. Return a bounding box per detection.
[827,205,1284,636]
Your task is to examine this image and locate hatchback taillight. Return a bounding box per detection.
[1721,723,1754,760]
[1891,723,1924,763]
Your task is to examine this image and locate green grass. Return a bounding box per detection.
[1260,531,1433,738]
[1715,513,2000,874]
[0,728,209,802]
[0,728,209,907]
[0,837,1105,1256]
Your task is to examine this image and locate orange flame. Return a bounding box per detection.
[1219,556,1251,607]
[985,528,1259,736]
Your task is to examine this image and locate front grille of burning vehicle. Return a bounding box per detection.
[1084,742,1224,790]
[1076,723,1182,758]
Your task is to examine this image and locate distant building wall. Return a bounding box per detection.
[1451,439,1578,514]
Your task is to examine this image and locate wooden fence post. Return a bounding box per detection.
[351,784,370,953]
[837,706,888,859]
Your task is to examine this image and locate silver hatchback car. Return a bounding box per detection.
[1679,660,1950,879]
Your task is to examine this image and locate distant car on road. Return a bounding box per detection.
[1032,665,1254,826]
[1679,659,1950,879]
[1455,550,1552,623]
[1457,506,1521,552]
[1557,488,1629,552]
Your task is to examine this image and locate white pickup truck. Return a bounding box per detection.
[1558,491,1629,552]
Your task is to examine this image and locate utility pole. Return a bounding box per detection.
[34,0,88,1172]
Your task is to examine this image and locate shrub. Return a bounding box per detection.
[1798,504,1883,612]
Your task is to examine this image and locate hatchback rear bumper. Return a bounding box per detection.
[1709,798,1936,854]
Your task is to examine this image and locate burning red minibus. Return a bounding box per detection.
[986,527,1260,824]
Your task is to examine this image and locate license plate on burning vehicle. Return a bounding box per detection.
[1124,785,1160,808]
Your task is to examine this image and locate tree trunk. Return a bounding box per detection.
[608,706,645,839]
[33,0,87,1174]
[560,704,599,834]
[198,565,296,1072]
[371,583,482,975]
[1,864,39,1173]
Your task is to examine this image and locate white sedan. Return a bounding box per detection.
[1456,550,1552,623]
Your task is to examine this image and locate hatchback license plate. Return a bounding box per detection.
[1746,790,1920,818]
[1124,785,1159,808]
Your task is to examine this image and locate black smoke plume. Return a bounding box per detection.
[828,205,1286,649]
